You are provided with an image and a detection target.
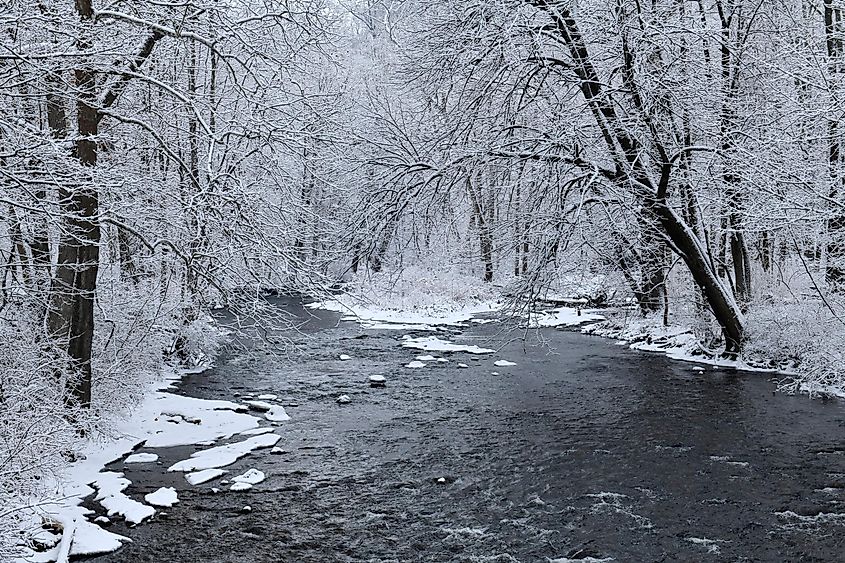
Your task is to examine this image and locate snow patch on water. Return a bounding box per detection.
[93,472,155,525]
[144,487,178,508]
[168,433,280,472]
[124,453,158,464]
[185,468,227,485]
[402,336,495,355]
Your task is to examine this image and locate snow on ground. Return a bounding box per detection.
[308,291,500,330]
[144,487,178,508]
[123,453,158,464]
[402,336,495,355]
[581,315,783,374]
[529,306,605,328]
[494,360,517,367]
[405,360,427,368]
[168,433,281,472]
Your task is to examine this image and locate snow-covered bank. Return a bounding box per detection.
[312,278,845,400]
[12,360,289,562]
[309,294,501,329]
[578,311,845,400]
[313,267,503,330]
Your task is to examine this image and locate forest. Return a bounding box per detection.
[2,0,845,560]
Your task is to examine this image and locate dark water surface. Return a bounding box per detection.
[90,299,845,562]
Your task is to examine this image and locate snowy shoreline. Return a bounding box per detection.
[13,356,288,562]
[312,293,845,401]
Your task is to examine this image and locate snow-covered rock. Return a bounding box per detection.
[244,400,273,412]
[405,360,427,368]
[185,468,226,485]
[337,394,352,404]
[265,406,290,422]
[369,375,386,387]
[232,468,265,486]
[494,360,517,367]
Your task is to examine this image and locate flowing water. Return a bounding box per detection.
[89,298,845,562]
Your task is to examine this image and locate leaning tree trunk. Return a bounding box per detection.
[531,0,746,354]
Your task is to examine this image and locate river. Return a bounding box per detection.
[88,298,845,562]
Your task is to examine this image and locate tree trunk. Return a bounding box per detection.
[825,0,845,290]
[47,0,99,408]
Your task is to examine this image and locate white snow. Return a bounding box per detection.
[369,374,386,384]
[405,360,427,368]
[264,405,291,422]
[232,468,265,485]
[92,471,155,525]
[337,394,352,404]
[339,354,352,360]
[168,433,281,472]
[124,453,158,464]
[12,356,266,558]
[530,306,605,328]
[494,359,517,367]
[416,354,437,361]
[230,481,253,491]
[402,336,495,355]
[144,487,178,507]
[308,295,501,329]
[457,363,469,368]
[185,468,227,485]
[65,520,130,558]
[256,393,278,400]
